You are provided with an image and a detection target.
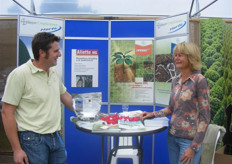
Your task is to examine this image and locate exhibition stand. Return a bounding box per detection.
[17,13,189,164]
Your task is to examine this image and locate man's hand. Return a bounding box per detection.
[180,147,195,164]
[14,149,29,164]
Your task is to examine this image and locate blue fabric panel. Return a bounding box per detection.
[111,21,154,38]
[65,20,108,37]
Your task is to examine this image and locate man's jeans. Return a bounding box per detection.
[18,131,67,164]
[167,133,202,164]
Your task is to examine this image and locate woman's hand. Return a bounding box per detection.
[180,147,195,164]
[139,111,154,120]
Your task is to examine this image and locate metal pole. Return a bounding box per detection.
[195,0,200,18]
[30,0,36,15]
[191,0,218,18]
[12,0,36,15]
[189,0,195,18]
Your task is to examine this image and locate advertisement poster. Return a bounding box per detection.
[71,49,99,88]
[155,36,188,105]
[110,40,154,103]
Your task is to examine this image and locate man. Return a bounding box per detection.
[1,32,74,164]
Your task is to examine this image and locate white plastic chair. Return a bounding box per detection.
[211,131,221,164]
[109,136,142,164]
[200,124,226,164]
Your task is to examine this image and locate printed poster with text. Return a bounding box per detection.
[155,36,188,105]
[71,49,98,88]
[110,40,154,103]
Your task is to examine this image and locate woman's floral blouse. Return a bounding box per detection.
[153,71,211,152]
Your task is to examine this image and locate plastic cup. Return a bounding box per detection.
[122,105,129,112]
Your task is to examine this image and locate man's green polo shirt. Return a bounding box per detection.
[2,60,66,134]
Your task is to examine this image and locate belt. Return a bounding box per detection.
[45,132,58,136]
[18,131,58,136]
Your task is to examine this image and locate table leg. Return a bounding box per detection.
[101,135,104,164]
[137,136,144,164]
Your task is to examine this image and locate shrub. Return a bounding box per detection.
[204,69,220,82]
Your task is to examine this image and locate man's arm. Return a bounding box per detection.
[1,102,28,164]
[60,91,74,112]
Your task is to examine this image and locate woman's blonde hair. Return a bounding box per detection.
[173,42,202,71]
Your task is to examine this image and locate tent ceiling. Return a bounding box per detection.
[1,0,231,19]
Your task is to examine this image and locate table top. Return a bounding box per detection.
[71,117,167,137]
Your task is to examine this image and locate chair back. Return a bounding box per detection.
[223,104,232,155]
[200,124,226,164]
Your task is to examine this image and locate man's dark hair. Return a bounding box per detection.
[32,32,60,60]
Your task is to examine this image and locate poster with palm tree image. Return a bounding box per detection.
[110,40,154,103]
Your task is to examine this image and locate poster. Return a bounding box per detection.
[155,36,188,105]
[110,40,154,103]
[154,12,189,106]
[71,49,99,88]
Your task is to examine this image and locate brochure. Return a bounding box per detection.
[92,124,121,133]
[144,117,169,127]
[118,119,145,130]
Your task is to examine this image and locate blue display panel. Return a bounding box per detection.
[64,19,169,164]
[65,20,109,37]
[64,19,109,164]
[111,21,154,38]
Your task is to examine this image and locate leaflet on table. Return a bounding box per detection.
[119,110,143,117]
[144,117,169,127]
[92,124,121,133]
[77,120,104,129]
[118,120,145,130]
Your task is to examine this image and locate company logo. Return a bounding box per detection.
[40,26,62,33]
[169,21,186,34]
[135,44,152,56]
[20,18,37,25]
[156,22,167,29]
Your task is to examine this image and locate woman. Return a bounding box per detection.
[140,42,210,164]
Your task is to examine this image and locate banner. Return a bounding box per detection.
[18,15,64,79]
[155,13,189,106]
[155,13,188,38]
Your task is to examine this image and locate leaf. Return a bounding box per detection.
[116,58,124,65]
[125,50,132,55]
[111,58,117,63]
[125,55,133,59]
[125,59,133,65]
[113,54,122,59]
[113,52,123,56]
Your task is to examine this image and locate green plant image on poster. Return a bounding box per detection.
[110,40,154,103]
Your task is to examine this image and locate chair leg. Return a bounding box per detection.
[111,156,118,164]
[132,156,139,164]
